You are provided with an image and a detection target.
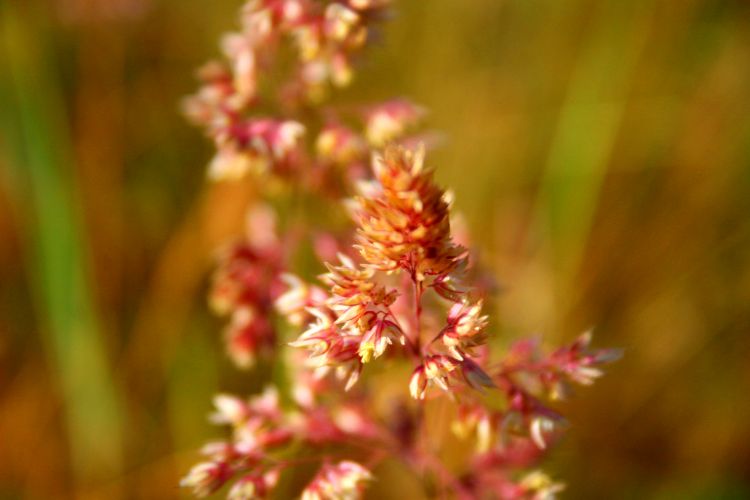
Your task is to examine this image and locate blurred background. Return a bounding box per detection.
[2,0,750,498]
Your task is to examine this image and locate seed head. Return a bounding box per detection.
[353,145,465,281]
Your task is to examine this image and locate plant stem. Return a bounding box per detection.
[386,307,420,358]
[413,275,424,354]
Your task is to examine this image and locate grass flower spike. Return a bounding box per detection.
[354,145,465,281]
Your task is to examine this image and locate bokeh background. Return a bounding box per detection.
[2,0,750,498]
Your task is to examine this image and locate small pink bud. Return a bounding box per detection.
[301,461,372,500]
[180,461,231,498]
[409,365,428,400]
[211,394,248,425]
[227,473,267,500]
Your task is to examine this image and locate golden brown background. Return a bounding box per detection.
[1,0,750,498]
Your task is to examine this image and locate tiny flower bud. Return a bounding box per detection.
[519,470,565,499]
[325,4,361,42]
[302,461,372,500]
[365,100,425,146]
[275,274,328,326]
[227,473,267,500]
[211,394,248,425]
[180,461,231,498]
[409,355,459,399]
[409,365,428,400]
[530,416,556,450]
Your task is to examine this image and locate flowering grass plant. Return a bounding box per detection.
[180,1,619,498]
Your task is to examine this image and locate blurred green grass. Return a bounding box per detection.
[1,0,750,498]
[2,0,123,487]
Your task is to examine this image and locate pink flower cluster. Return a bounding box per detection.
[183,0,422,184]
[208,205,286,368]
[181,1,620,498]
[180,383,382,498]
